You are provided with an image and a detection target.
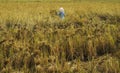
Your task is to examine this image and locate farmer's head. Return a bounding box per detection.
[59,7,64,12]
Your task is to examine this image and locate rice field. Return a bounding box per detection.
[0,1,120,73]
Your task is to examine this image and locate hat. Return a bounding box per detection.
[59,7,64,12]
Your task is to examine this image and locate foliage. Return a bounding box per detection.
[0,2,120,73]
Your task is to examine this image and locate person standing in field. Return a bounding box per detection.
[58,7,65,19]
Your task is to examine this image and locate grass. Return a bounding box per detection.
[0,1,120,73]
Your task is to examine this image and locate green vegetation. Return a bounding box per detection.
[0,2,120,73]
[0,0,120,2]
